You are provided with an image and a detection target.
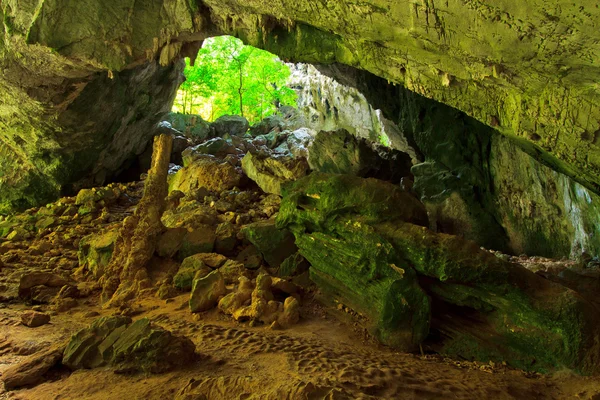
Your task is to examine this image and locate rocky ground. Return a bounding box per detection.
[1,112,600,399]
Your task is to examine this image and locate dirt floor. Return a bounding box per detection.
[1,289,600,400]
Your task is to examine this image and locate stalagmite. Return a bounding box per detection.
[100,133,173,306]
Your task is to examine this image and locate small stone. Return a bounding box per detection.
[21,311,51,327]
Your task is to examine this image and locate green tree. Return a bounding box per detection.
[172,36,296,123]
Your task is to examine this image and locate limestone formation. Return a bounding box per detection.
[100,134,173,306]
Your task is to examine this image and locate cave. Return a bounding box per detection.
[2,2,600,399]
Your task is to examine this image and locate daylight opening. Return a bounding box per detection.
[172,36,297,124]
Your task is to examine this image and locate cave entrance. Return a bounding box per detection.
[171,35,297,124]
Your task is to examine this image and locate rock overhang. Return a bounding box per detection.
[2,0,600,211]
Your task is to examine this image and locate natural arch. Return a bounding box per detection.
[1,1,600,213]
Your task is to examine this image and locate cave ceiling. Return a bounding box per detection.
[1,0,600,210]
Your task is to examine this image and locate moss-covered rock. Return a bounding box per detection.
[241,219,297,268]
[78,229,119,278]
[308,129,412,182]
[276,173,428,231]
[378,221,600,374]
[241,152,308,196]
[300,218,430,350]
[63,316,196,373]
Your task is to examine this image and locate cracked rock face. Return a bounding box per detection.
[2,0,600,212]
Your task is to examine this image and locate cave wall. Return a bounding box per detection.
[293,62,600,258]
[2,0,600,221]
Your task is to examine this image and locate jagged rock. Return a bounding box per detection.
[75,187,118,206]
[78,229,119,278]
[178,225,216,260]
[189,270,227,313]
[182,139,238,163]
[219,273,300,328]
[219,260,249,285]
[21,311,51,327]
[286,128,314,159]
[278,253,310,277]
[170,156,242,193]
[183,253,228,269]
[215,222,237,255]
[63,316,196,373]
[308,129,412,183]
[277,173,429,229]
[241,152,308,195]
[249,115,284,137]
[165,113,212,141]
[174,257,212,291]
[2,344,65,390]
[212,115,249,137]
[241,220,297,268]
[18,272,70,300]
[156,228,187,258]
[162,205,218,230]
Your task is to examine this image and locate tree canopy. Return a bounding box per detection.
[172,36,296,124]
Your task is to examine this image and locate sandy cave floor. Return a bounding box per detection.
[1,291,600,400]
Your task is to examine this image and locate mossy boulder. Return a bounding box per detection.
[241,219,297,268]
[241,152,309,196]
[300,218,431,350]
[211,115,249,137]
[378,221,600,374]
[78,229,119,278]
[189,270,227,313]
[174,257,212,291]
[63,316,196,373]
[308,129,412,182]
[276,173,429,231]
[165,112,212,140]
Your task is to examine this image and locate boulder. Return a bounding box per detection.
[170,156,242,194]
[2,344,65,390]
[174,258,212,291]
[277,172,600,374]
[156,228,187,258]
[78,229,119,278]
[241,152,308,195]
[21,311,51,328]
[63,316,196,373]
[215,222,237,255]
[161,205,218,230]
[241,220,297,268]
[212,115,249,137]
[249,115,285,137]
[286,128,314,159]
[182,139,238,163]
[276,173,429,229]
[165,113,212,141]
[177,225,216,260]
[189,270,227,313]
[307,129,412,183]
[219,260,249,285]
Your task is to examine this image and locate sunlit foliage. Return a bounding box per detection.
[172,36,296,124]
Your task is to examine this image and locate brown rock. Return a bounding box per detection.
[21,311,51,327]
[1,344,65,390]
